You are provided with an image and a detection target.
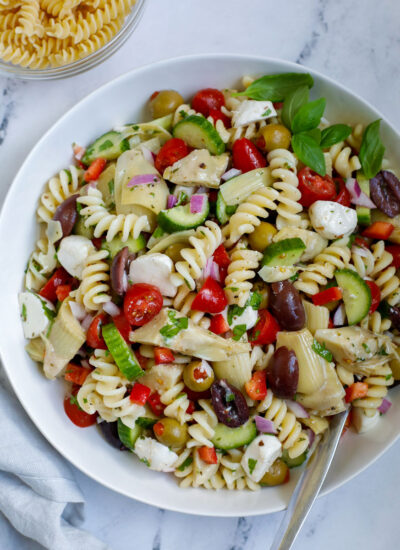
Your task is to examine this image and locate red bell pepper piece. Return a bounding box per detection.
[154,347,175,364]
[130,383,151,405]
[249,310,280,346]
[56,284,72,302]
[64,363,91,386]
[365,280,381,314]
[213,244,231,268]
[86,312,108,349]
[209,313,230,335]
[345,382,369,403]
[245,371,267,401]
[362,222,394,240]
[153,421,164,437]
[198,446,218,464]
[39,267,71,303]
[312,286,343,306]
[84,158,107,182]
[186,400,195,415]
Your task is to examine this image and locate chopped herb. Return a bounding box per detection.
[227,293,261,325]
[250,330,261,342]
[21,304,27,322]
[98,139,113,151]
[76,202,83,214]
[312,339,333,362]
[38,297,55,322]
[140,458,151,467]
[179,110,188,119]
[177,456,193,471]
[248,291,262,310]
[135,417,157,429]
[120,138,130,152]
[362,343,371,353]
[83,398,88,404]
[70,394,83,411]
[226,287,239,292]
[176,191,188,206]
[108,179,115,196]
[132,125,140,131]
[53,252,58,261]
[226,391,235,403]
[377,346,389,356]
[385,374,393,381]
[232,324,247,341]
[160,310,189,342]
[289,272,300,282]
[262,108,272,117]
[248,458,257,475]
[347,234,356,249]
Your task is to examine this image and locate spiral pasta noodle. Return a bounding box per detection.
[74,249,111,310]
[350,245,375,279]
[160,377,192,425]
[173,285,210,329]
[37,166,81,223]
[15,0,41,37]
[25,236,56,291]
[346,123,364,152]
[370,241,400,305]
[224,240,263,307]
[352,363,394,416]
[220,449,260,491]
[324,141,361,179]
[360,311,392,334]
[187,399,218,448]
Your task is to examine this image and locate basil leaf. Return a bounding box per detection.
[359,119,385,179]
[232,324,247,341]
[304,128,322,144]
[291,98,326,134]
[320,124,352,148]
[235,72,314,102]
[312,339,333,362]
[281,85,309,129]
[292,133,326,176]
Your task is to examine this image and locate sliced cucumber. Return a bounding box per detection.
[82,131,130,165]
[211,420,257,450]
[147,226,167,249]
[157,196,209,232]
[281,449,308,469]
[356,171,371,226]
[335,268,371,325]
[219,167,272,206]
[102,323,143,381]
[101,234,146,259]
[216,192,237,224]
[73,216,94,239]
[261,238,306,267]
[173,115,225,155]
[117,418,141,449]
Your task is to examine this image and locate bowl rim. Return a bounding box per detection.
[1,52,400,516]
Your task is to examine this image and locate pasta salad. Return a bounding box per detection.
[20,72,400,491]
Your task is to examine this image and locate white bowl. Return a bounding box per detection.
[1,54,399,517]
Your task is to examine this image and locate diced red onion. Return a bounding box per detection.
[351,245,370,258]
[81,359,90,368]
[103,301,121,317]
[306,428,315,448]
[333,304,346,326]
[81,313,94,331]
[127,174,160,187]
[222,168,242,181]
[190,194,206,214]
[255,415,277,434]
[167,195,178,209]
[69,301,86,321]
[378,398,392,415]
[345,178,376,208]
[140,145,155,166]
[285,400,309,418]
[202,257,220,282]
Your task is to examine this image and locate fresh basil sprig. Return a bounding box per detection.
[292,133,326,176]
[320,124,352,148]
[359,119,385,179]
[304,128,322,144]
[234,72,314,102]
[291,98,326,134]
[281,85,309,129]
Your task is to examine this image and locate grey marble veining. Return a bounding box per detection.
[1,0,400,549]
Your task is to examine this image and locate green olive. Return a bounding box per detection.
[153,418,188,448]
[164,243,186,263]
[248,222,277,252]
[149,90,184,119]
[260,124,291,152]
[260,459,289,486]
[251,280,270,309]
[183,360,215,392]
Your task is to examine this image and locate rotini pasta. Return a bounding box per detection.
[324,141,361,179]
[73,249,111,310]
[352,363,394,416]
[37,165,81,223]
[225,240,263,306]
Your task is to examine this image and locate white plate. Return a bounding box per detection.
[1,54,399,517]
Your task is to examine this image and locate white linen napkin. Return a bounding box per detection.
[0,368,111,550]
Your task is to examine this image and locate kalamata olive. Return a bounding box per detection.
[370,171,400,218]
[98,421,127,450]
[53,194,79,237]
[388,304,400,331]
[269,280,305,331]
[111,246,129,295]
[267,346,299,399]
[211,380,249,427]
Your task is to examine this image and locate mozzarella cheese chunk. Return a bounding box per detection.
[57,235,94,279]
[352,408,380,433]
[241,434,282,482]
[18,291,55,339]
[309,201,357,240]
[134,437,178,472]
[232,100,276,128]
[129,253,178,297]
[222,305,258,331]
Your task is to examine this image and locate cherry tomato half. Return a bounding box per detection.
[124,283,163,326]
[209,109,231,128]
[39,267,72,303]
[297,167,336,207]
[86,312,108,349]
[365,280,381,314]
[192,88,225,117]
[113,312,132,343]
[155,138,190,175]
[386,245,400,269]
[191,276,228,314]
[249,309,280,346]
[64,388,97,427]
[334,177,351,207]
[232,138,266,173]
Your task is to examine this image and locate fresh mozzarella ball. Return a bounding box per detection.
[129,253,178,297]
[352,408,380,433]
[232,100,277,127]
[309,201,357,240]
[18,291,55,339]
[222,305,258,331]
[57,235,94,278]
[134,437,178,472]
[241,434,282,482]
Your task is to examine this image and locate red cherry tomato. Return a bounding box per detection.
[365,280,381,314]
[129,383,151,405]
[39,267,72,303]
[245,371,267,401]
[209,313,230,335]
[191,276,228,314]
[208,109,231,128]
[64,364,91,386]
[155,138,190,175]
[192,88,225,117]
[154,347,175,364]
[86,312,108,349]
[186,400,195,415]
[124,283,163,326]
[64,389,97,427]
[113,312,132,342]
[354,236,370,249]
[297,167,337,207]
[213,244,231,268]
[148,392,166,416]
[232,138,266,173]
[334,178,351,207]
[386,245,400,269]
[249,309,280,346]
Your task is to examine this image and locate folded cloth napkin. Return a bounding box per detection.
[0,368,111,550]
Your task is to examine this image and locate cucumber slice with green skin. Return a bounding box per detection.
[356,171,371,226]
[216,192,238,224]
[173,115,226,155]
[261,238,306,267]
[73,216,94,239]
[102,323,143,381]
[117,418,141,449]
[101,234,146,259]
[335,268,371,325]
[157,196,209,232]
[82,131,130,165]
[281,449,308,468]
[211,420,257,450]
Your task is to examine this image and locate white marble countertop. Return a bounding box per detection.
[1,0,400,548]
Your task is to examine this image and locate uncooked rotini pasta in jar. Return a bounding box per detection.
[20,71,400,491]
